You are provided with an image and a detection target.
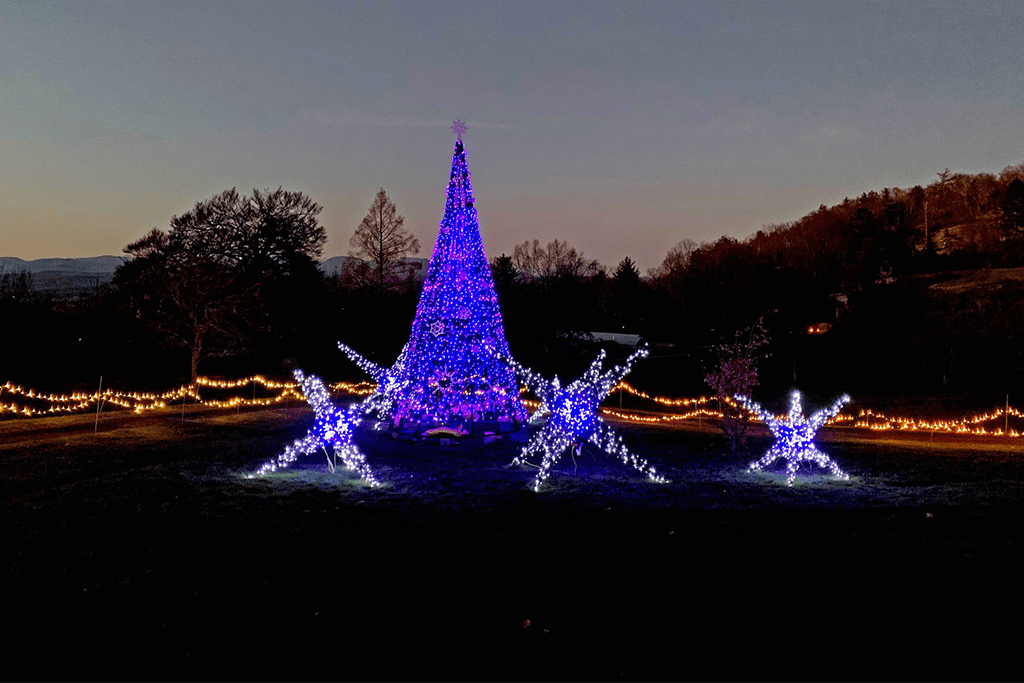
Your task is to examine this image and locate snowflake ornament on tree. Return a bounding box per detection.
[248,370,381,486]
[505,346,667,492]
[735,390,850,486]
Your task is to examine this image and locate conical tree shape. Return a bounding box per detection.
[392,136,526,434]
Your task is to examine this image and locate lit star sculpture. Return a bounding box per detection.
[248,369,381,487]
[451,119,467,139]
[505,346,667,492]
[735,390,851,486]
[338,342,409,416]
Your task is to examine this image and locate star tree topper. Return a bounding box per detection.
[505,346,667,492]
[734,390,851,486]
[248,369,381,486]
[451,119,467,140]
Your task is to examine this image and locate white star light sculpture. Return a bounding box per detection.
[248,370,381,487]
[337,341,412,424]
[735,390,851,486]
[507,346,667,492]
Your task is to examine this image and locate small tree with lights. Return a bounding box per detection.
[705,322,769,450]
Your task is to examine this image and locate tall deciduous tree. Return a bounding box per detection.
[114,187,327,382]
[348,188,421,294]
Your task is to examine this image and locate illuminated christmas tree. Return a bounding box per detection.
[342,120,526,436]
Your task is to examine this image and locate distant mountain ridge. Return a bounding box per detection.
[0,255,126,274]
[0,255,430,295]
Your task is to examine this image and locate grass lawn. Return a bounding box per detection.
[3,405,1023,681]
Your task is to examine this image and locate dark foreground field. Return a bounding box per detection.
[3,406,1024,681]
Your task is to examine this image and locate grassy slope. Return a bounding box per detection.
[3,407,1023,680]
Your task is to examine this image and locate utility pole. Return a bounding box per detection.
[924,201,929,252]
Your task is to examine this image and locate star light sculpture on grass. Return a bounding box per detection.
[337,341,411,426]
[248,370,381,487]
[735,390,850,486]
[506,346,667,492]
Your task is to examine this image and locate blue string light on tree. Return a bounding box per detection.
[735,390,851,486]
[339,120,526,436]
[505,346,667,492]
[248,370,381,487]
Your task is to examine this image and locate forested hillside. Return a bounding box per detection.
[632,161,1024,398]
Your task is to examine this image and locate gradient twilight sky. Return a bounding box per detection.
[2,0,1023,272]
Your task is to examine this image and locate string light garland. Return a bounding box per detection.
[0,377,372,417]
[337,122,526,436]
[614,382,714,408]
[247,370,380,486]
[735,390,851,486]
[4,375,1024,442]
[504,345,667,492]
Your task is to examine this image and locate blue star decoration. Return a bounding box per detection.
[504,345,668,492]
[451,119,467,139]
[248,369,381,487]
[734,390,851,486]
[337,341,412,427]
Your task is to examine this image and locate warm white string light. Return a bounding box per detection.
[3,376,1023,442]
[0,376,373,417]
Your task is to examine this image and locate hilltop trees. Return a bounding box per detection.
[512,238,604,333]
[511,238,601,281]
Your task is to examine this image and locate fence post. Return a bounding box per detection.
[94,376,103,433]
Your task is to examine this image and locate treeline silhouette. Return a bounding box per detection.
[3,162,1024,403]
